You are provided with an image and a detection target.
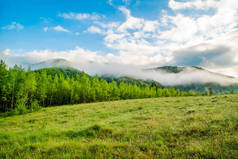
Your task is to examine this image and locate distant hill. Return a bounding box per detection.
[30,58,74,70]
[147,66,238,93]
[28,59,238,94]
[33,67,162,88]
[150,66,234,78]
[34,67,84,79]
[150,66,202,73]
[30,59,163,87]
[100,75,163,87]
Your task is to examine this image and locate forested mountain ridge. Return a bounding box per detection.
[1,60,198,113]
[99,75,163,87]
[1,59,237,114]
[33,66,238,94]
[24,58,238,93]
[33,67,161,87]
[28,58,236,81]
[34,66,238,94]
[34,67,84,79]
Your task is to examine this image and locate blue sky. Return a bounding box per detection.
[1,0,238,77]
[0,0,169,52]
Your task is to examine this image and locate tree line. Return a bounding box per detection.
[0,60,201,113]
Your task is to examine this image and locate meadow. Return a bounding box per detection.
[0,95,238,159]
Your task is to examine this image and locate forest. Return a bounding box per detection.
[0,60,201,113]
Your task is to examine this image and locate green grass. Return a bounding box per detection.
[0,95,238,159]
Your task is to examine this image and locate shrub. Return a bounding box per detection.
[29,100,41,112]
[15,98,28,114]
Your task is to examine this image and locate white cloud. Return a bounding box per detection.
[2,49,11,55]
[161,0,238,48]
[2,22,24,30]
[94,21,119,29]
[43,27,48,32]
[84,2,238,77]
[118,6,131,18]
[159,14,198,43]
[58,12,100,20]
[169,0,219,10]
[53,25,70,32]
[87,26,105,34]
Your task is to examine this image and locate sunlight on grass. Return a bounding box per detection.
[0,95,238,158]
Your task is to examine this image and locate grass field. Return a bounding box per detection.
[0,95,238,159]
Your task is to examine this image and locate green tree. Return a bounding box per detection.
[79,72,91,103]
[92,76,102,101]
[0,60,8,111]
[37,70,48,106]
[25,72,37,107]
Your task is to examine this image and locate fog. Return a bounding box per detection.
[2,52,238,86]
[72,61,238,86]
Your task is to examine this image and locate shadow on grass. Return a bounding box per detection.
[66,124,114,139]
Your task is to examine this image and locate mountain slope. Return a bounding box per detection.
[34,67,84,79]
[151,66,234,78]
[30,58,74,70]
[100,75,163,87]
[28,59,238,93]
[151,66,202,73]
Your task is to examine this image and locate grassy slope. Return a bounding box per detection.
[0,95,238,159]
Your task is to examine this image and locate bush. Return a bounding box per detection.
[29,100,41,111]
[15,98,28,114]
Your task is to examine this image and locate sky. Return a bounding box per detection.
[1,0,238,77]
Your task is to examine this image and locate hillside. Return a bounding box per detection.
[0,95,237,159]
[151,66,203,73]
[33,66,163,88]
[150,66,234,78]
[21,58,238,93]
[33,67,238,94]
[34,67,84,79]
[100,75,163,87]
[32,66,238,94]
[30,58,74,70]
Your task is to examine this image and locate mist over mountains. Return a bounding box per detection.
[28,58,238,87]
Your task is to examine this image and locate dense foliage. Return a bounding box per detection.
[0,60,199,113]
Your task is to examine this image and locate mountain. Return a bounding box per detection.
[100,75,163,87]
[28,59,238,94]
[150,66,202,73]
[146,66,238,93]
[33,68,162,88]
[34,67,84,79]
[150,66,234,78]
[30,58,74,70]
